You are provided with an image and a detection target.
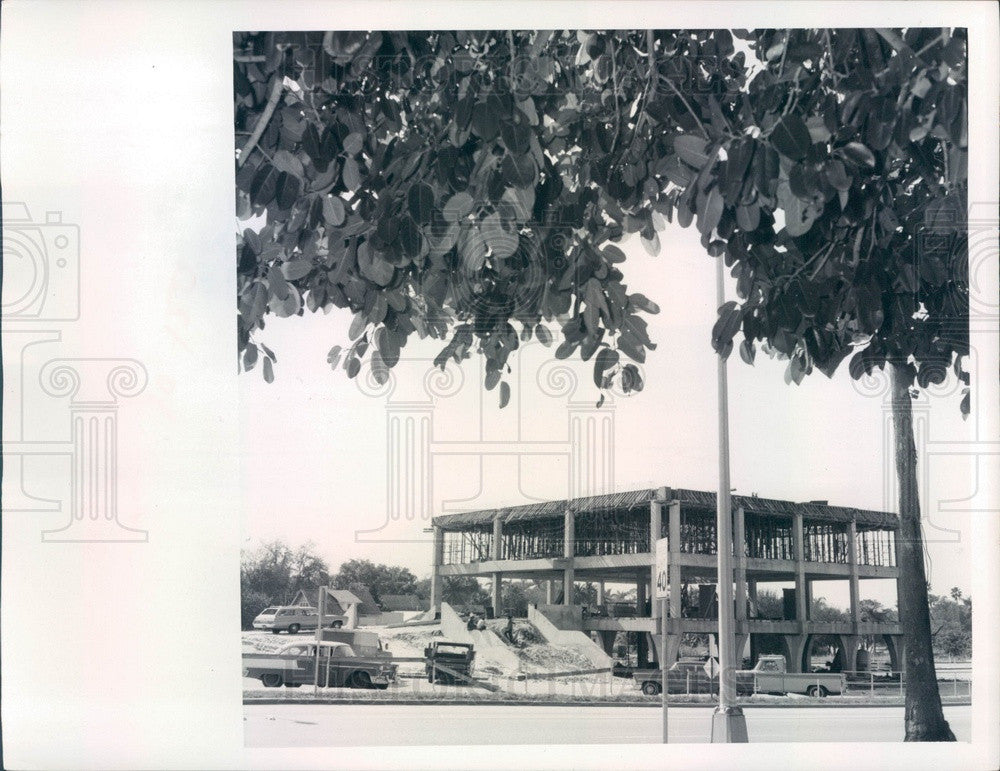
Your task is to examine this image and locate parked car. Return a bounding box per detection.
[633,660,719,696]
[251,605,346,634]
[243,640,398,689]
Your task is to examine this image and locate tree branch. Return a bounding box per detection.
[609,37,621,154]
[660,72,708,138]
[237,78,284,168]
[874,28,908,55]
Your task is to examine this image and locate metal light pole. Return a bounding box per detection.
[710,254,749,743]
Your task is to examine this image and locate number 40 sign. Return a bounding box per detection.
[654,537,669,600]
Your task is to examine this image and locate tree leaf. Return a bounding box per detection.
[674,135,711,168]
[262,356,274,383]
[769,115,812,161]
[342,132,365,155]
[323,196,346,226]
[499,380,511,408]
[841,142,876,168]
[443,191,475,222]
[407,182,435,224]
[629,293,660,314]
[281,258,313,281]
[342,157,362,191]
[593,347,619,387]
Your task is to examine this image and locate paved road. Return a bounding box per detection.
[244,703,970,746]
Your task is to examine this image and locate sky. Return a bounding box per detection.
[240,216,974,611]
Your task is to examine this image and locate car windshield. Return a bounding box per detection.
[260,608,277,615]
[436,645,469,655]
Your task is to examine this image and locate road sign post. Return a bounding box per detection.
[654,537,670,743]
[710,254,749,743]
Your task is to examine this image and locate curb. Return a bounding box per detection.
[244,698,971,709]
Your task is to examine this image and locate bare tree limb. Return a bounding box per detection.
[237,78,284,168]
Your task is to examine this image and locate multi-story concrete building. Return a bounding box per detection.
[429,486,904,673]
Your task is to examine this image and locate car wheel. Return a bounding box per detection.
[331,621,343,629]
[261,673,283,688]
[284,683,301,688]
[288,624,300,635]
[374,683,389,690]
[641,681,661,696]
[807,685,828,698]
[271,629,280,635]
[350,671,374,689]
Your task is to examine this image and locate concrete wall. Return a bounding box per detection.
[439,603,520,671]
[533,604,584,631]
[528,605,612,669]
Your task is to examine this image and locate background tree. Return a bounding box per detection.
[240,540,330,628]
[234,28,967,740]
[330,558,420,605]
[929,590,972,660]
[440,576,491,610]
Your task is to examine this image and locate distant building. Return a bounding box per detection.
[346,583,380,615]
[429,486,902,673]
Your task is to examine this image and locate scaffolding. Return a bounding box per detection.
[744,513,794,560]
[574,507,649,557]
[856,525,896,567]
[500,517,564,560]
[803,520,850,563]
[443,526,492,565]
[680,507,717,555]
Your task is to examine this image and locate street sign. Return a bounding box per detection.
[654,537,669,600]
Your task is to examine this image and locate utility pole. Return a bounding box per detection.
[710,254,749,743]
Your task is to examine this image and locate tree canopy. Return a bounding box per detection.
[235,28,967,410]
[329,557,421,605]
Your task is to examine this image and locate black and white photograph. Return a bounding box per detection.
[3,2,999,769]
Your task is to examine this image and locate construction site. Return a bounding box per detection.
[427,486,904,676]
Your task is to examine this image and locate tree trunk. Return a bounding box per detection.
[890,362,955,741]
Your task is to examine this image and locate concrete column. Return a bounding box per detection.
[885,634,906,673]
[636,576,647,616]
[668,501,682,619]
[782,634,809,673]
[793,513,808,625]
[838,635,861,673]
[734,506,747,623]
[597,581,605,606]
[747,580,758,618]
[491,574,502,616]
[563,508,575,604]
[492,516,502,561]
[848,519,861,631]
[429,525,444,611]
[545,580,555,604]
[649,500,663,620]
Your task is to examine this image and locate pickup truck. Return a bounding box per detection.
[243,640,398,689]
[634,655,845,697]
[424,641,475,684]
[738,655,846,697]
